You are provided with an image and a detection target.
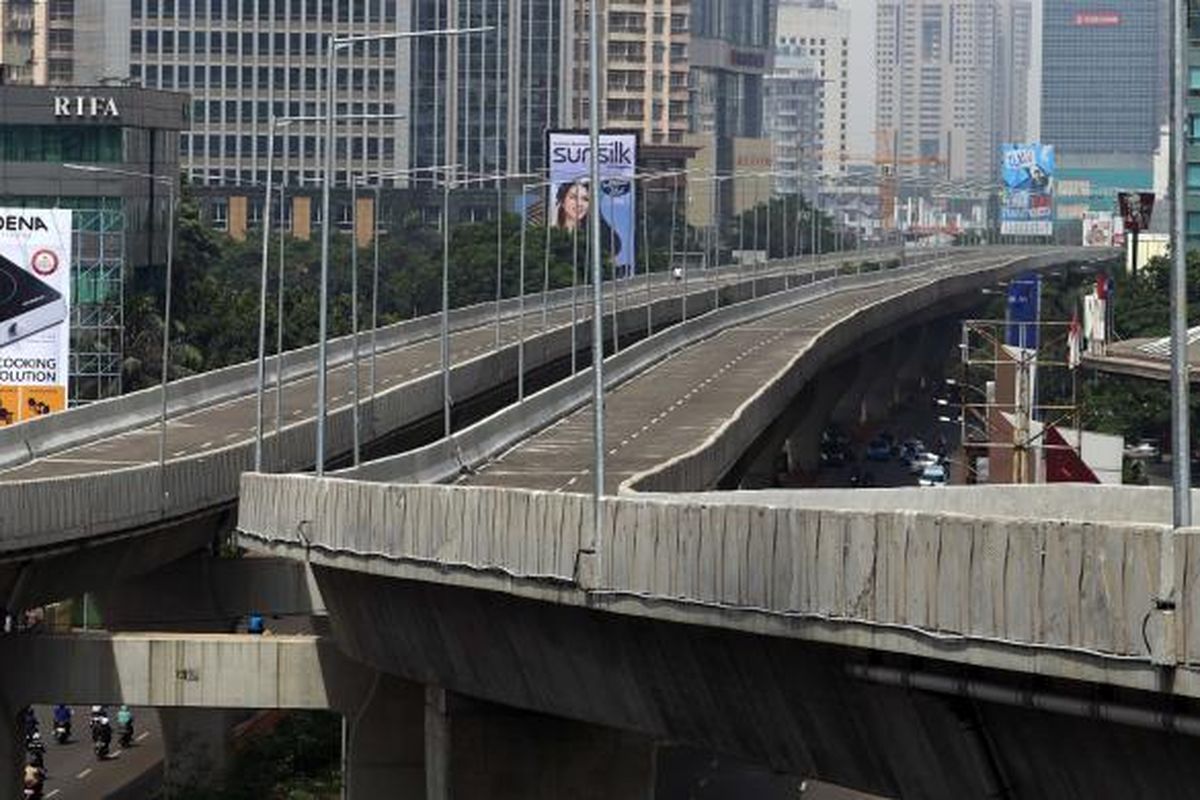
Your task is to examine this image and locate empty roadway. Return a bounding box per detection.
[457,249,1039,494]
[0,255,879,484]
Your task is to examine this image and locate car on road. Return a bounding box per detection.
[1124,439,1160,461]
[919,464,947,487]
[909,451,941,475]
[866,439,891,461]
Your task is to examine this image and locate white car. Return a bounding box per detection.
[909,452,941,475]
[1123,440,1160,460]
[919,464,947,487]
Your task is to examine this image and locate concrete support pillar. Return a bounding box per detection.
[781,361,858,476]
[449,701,657,800]
[158,708,239,794]
[344,673,426,799]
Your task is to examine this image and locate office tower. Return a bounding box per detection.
[764,45,822,197]
[564,0,692,148]
[876,0,1032,184]
[0,0,129,86]
[131,0,411,234]
[1041,2,1166,158]
[774,0,850,181]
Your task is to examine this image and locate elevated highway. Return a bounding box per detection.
[233,246,1181,799]
[0,248,893,609]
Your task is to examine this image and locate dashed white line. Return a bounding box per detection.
[136,731,150,741]
[76,768,92,779]
[45,791,60,799]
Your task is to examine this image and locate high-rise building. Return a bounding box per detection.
[1041,2,1166,158]
[564,0,692,148]
[0,0,129,86]
[410,0,571,182]
[131,0,411,235]
[686,0,773,227]
[773,0,850,181]
[876,0,1032,185]
[1186,11,1200,249]
[764,44,822,197]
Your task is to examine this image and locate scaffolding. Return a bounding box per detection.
[69,204,125,405]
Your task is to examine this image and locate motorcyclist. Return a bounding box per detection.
[116,705,134,746]
[52,704,71,742]
[22,761,44,796]
[90,708,112,745]
[18,707,37,739]
[25,731,45,768]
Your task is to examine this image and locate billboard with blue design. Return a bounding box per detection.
[1001,143,1055,237]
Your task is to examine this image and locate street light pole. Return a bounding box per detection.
[65,164,177,500]
[314,26,491,476]
[254,117,279,472]
[587,0,605,578]
[316,35,336,476]
[1172,0,1192,528]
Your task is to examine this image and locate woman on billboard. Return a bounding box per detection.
[553,179,623,265]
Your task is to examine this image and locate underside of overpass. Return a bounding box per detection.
[312,565,1200,800]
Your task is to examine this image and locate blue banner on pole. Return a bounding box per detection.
[1005,272,1041,349]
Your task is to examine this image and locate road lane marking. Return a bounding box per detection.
[110,748,122,757]
[137,731,150,742]
[45,790,59,798]
[76,768,92,779]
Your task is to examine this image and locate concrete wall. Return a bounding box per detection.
[238,478,1200,699]
[0,633,371,711]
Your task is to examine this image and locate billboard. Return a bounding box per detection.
[0,209,72,426]
[547,130,638,277]
[1001,143,1055,237]
[1081,211,1115,247]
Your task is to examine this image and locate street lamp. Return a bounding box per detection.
[314,25,493,476]
[64,163,176,500]
[255,111,405,473]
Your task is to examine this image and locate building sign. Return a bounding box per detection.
[1006,273,1042,349]
[53,95,120,118]
[0,208,72,425]
[547,130,639,277]
[1074,12,1121,26]
[1000,143,1055,237]
[1082,211,1115,247]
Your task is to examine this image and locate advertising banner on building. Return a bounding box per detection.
[1081,211,1115,247]
[547,130,638,277]
[0,208,72,426]
[1000,143,1055,237]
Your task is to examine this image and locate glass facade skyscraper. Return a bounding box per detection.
[1041,1,1166,157]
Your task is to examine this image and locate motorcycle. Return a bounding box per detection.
[53,721,70,744]
[24,737,45,769]
[91,719,111,760]
[119,721,133,749]
[93,736,109,760]
[22,783,43,800]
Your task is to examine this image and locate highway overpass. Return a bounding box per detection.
[2,245,1124,798]
[0,248,896,610]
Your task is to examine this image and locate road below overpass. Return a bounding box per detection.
[456,249,1031,493]
[32,706,162,800]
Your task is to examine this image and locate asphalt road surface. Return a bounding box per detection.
[459,251,1018,493]
[0,259,858,483]
[29,706,162,799]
